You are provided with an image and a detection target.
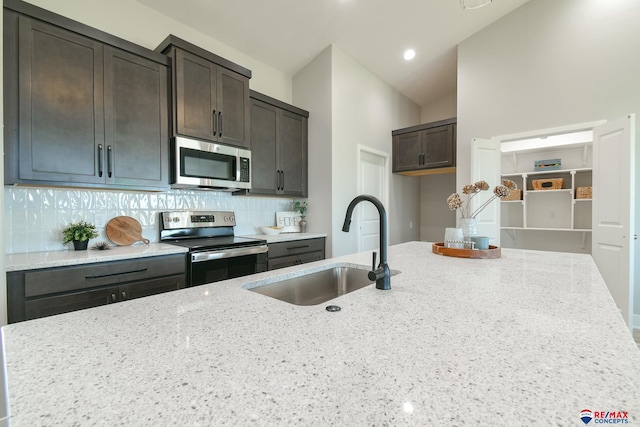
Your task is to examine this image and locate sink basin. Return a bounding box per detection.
[246,264,398,306]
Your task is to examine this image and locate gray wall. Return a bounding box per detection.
[294,46,422,257]
[419,92,457,242]
[457,0,640,325]
[292,47,334,255]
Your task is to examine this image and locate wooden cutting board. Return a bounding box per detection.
[106,216,150,246]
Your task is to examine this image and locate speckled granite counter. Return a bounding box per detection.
[242,232,326,243]
[2,242,639,426]
[4,243,188,271]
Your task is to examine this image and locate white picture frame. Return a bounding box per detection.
[276,211,302,233]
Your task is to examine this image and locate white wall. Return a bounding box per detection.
[294,46,421,257]
[457,0,640,323]
[22,0,292,101]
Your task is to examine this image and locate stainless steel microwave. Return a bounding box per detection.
[171,136,251,190]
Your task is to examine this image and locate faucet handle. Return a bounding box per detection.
[371,251,377,271]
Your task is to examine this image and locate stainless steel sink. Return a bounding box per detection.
[246,264,398,306]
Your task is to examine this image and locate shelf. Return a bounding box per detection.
[501,227,592,232]
[526,189,572,194]
[501,167,592,177]
[574,198,592,202]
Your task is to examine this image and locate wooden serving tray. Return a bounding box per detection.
[432,242,501,259]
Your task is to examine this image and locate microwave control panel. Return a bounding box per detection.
[240,158,250,182]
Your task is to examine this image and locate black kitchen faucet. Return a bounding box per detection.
[341,195,391,290]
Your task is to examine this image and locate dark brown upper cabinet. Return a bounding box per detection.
[156,35,251,149]
[3,0,170,190]
[246,91,308,197]
[392,118,456,176]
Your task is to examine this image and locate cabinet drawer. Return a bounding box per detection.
[24,287,117,321]
[267,238,325,259]
[119,274,185,301]
[24,254,186,297]
[267,251,325,271]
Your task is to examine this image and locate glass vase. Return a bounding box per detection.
[458,218,478,240]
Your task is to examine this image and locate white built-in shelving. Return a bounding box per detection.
[499,137,593,252]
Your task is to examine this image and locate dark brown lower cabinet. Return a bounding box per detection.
[7,254,186,323]
[267,238,325,270]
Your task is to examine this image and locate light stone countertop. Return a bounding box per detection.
[4,234,326,272]
[242,232,327,243]
[4,243,189,271]
[2,241,639,426]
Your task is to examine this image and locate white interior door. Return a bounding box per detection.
[357,146,388,252]
[592,114,635,329]
[471,138,502,245]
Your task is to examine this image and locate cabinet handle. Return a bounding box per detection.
[281,170,284,190]
[107,145,113,178]
[121,291,127,300]
[218,111,223,137]
[277,170,282,191]
[212,109,217,135]
[85,268,148,279]
[98,144,103,177]
[287,245,310,250]
[110,293,117,303]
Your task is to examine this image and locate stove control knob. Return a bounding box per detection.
[172,216,180,223]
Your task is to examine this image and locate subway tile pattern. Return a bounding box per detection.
[4,187,292,254]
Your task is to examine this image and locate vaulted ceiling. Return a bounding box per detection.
[138,0,529,107]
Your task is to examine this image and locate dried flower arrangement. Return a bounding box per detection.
[447,180,518,219]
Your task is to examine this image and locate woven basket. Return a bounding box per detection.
[532,178,563,190]
[576,187,592,199]
[502,189,522,201]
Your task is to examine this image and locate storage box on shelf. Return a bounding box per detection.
[531,178,563,190]
[576,186,592,199]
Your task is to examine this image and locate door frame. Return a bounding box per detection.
[356,144,390,253]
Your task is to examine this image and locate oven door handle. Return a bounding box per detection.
[191,245,269,263]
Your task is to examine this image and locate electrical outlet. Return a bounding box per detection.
[409,221,413,229]
[95,213,107,228]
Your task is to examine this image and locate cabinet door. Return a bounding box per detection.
[249,99,279,195]
[17,16,104,184]
[174,49,216,141]
[217,67,250,148]
[279,110,307,196]
[104,47,169,189]
[422,124,455,168]
[392,132,422,172]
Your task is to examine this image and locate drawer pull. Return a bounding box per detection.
[85,268,148,279]
[110,293,117,303]
[287,245,309,250]
[121,291,127,300]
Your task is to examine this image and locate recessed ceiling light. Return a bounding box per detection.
[404,49,416,61]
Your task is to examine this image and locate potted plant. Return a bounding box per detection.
[291,200,308,233]
[62,220,99,250]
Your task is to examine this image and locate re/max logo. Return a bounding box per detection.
[594,412,629,419]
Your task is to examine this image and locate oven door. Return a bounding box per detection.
[188,245,268,287]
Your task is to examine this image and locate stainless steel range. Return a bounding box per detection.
[160,211,268,287]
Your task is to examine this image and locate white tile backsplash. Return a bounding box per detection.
[4,187,295,254]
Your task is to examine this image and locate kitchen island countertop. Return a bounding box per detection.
[2,241,639,426]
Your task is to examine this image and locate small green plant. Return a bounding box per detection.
[62,220,99,245]
[291,200,308,216]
